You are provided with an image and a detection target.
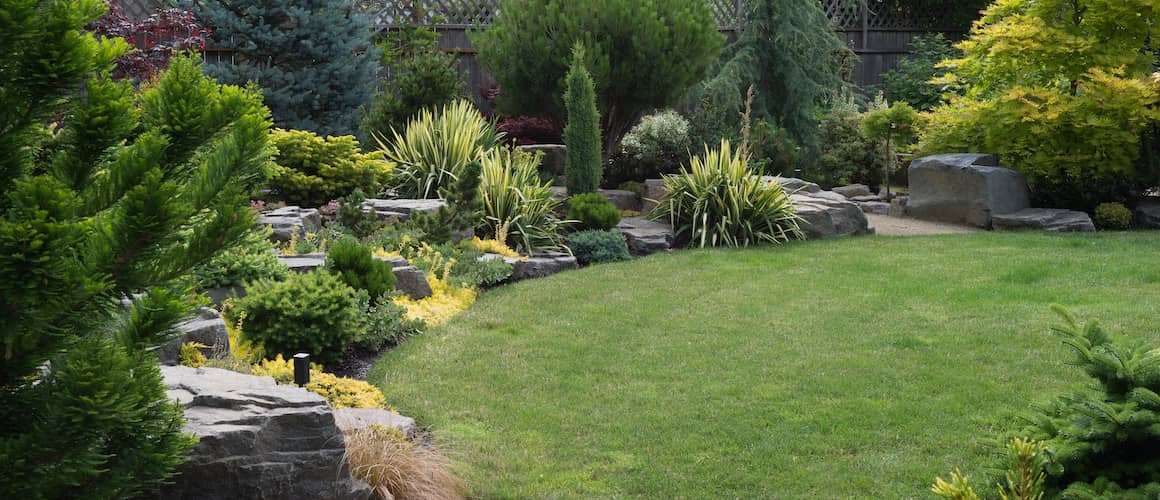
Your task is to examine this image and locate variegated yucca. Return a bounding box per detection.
[653,139,802,248]
[378,99,501,198]
[478,147,569,254]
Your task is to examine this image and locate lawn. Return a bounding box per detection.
[370,232,1160,498]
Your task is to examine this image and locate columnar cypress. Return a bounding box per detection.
[563,44,602,195]
[180,0,380,136]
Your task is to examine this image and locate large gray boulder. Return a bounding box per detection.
[362,198,447,222]
[392,265,433,300]
[600,189,642,211]
[791,193,872,240]
[992,208,1096,232]
[260,206,322,243]
[159,308,230,366]
[1136,198,1160,228]
[616,217,675,256]
[907,154,1030,228]
[156,366,372,500]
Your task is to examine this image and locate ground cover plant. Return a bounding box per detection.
[372,232,1160,498]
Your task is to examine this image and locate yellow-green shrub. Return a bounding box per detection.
[268,129,392,207]
[252,355,388,409]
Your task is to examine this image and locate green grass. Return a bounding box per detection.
[370,232,1160,498]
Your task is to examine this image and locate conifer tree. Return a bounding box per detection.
[687,0,850,157]
[0,0,273,494]
[180,0,380,136]
[564,44,602,195]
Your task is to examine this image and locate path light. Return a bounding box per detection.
[293,353,310,387]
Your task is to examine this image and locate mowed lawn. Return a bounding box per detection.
[370,231,1160,498]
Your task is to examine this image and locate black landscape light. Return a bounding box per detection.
[293,353,310,387]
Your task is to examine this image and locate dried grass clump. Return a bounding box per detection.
[344,424,467,500]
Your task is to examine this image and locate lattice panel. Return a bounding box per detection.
[115,0,165,21]
[823,0,955,31]
[373,0,742,29]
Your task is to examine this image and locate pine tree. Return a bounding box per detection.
[180,0,380,136]
[0,1,273,494]
[564,44,602,195]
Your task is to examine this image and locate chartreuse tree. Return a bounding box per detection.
[917,0,1160,210]
[0,0,273,496]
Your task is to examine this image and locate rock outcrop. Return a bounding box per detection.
[259,206,322,243]
[155,366,371,500]
[616,217,675,256]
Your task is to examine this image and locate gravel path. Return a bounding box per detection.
[867,213,983,236]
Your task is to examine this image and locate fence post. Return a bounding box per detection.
[860,0,869,52]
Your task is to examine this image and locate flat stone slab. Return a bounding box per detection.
[992,208,1095,232]
[616,217,675,256]
[858,201,891,215]
[510,253,577,281]
[259,206,322,243]
[362,198,446,221]
[333,408,417,439]
[833,184,872,199]
[278,253,327,273]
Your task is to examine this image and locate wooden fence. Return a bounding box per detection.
[119,0,965,89]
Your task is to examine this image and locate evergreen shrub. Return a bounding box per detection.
[607,110,691,185]
[567,229,629,265]
[229,271,363,364]
[326,236,397,300]
[563,44,603,195]
[568,193,621,231]
[1094,202,1132,230]
[268,129,392,208]
[192,227,289,289]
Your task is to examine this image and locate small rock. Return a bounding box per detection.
[373,255,409,268]
[362,198,446,222]
[392,266,433,300]
[889,196,909,217]
[159,308,230,366]
[992,208,1095,232]
[333,408,417,439]
[833,184,872,199]
[616,216,675,256]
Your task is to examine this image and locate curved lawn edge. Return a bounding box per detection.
[370,232,1160,498]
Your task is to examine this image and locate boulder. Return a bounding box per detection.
[203,286,246,308]
[858,201,891,215]
[519,144,567,177]
[510,253,578,281]
[641,179,667,213]
[767,176,822,194]
[850,194,885,203]
[259,206,322,243]
[907,154,1030,228]
[333,408,418,439]
[791,193,871,240]
[600,189,642,211]
[155,366,372,500]
[1136,198,1160,229]
[992,208,1096,232]
[392,265,433,300]
[159,308,231,366]
[833,184,872,199]
[362,198,446,222]
[616,217,675,256]
[278,253,327,274]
